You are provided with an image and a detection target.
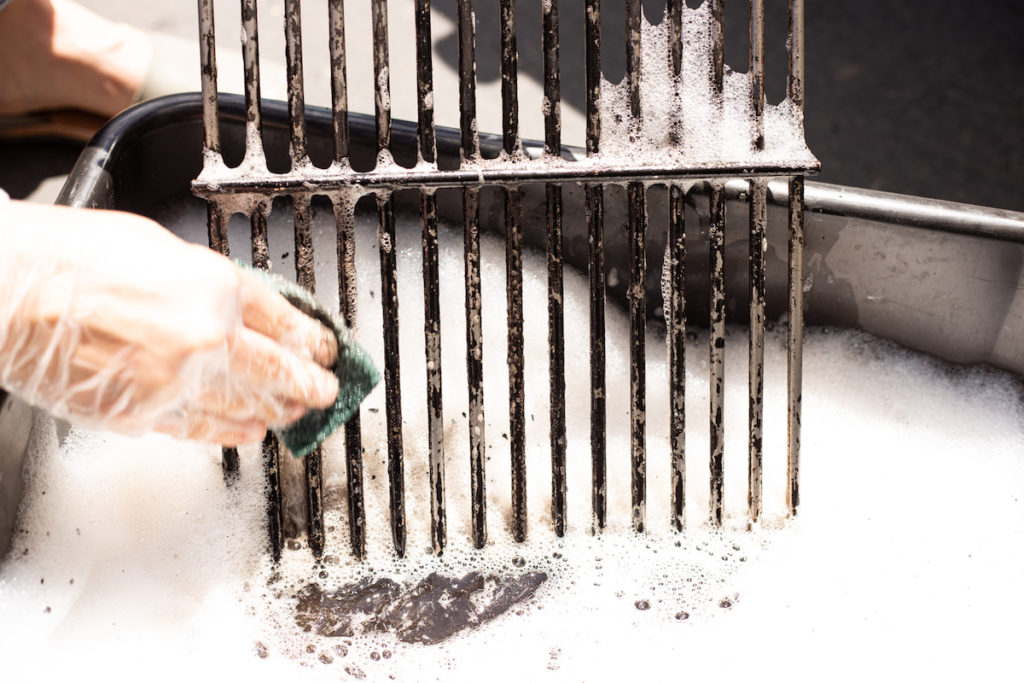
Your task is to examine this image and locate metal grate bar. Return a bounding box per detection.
[708,183,726,527]
[626,0,642,120]
[333,196,366,558]
[506,187,527,542]
[328,0,349,162]
[628,182,647,534]
[711,0,724,95]
[241,0,264,158]
[197,0,220,158]
[284,0,307,162]
[292,193,324,557]
[463,187,486,548]
[584,0,606,533]
[457,0,479,160]
[787,0,805,517]
[748,179,767,526]
[372,0,391,154]
[669,183,686,531]
[250,205,285,561]
[787,176,804,516]
[377,194,407,556]
[500,0,519,156]
[415,0,445,556]
[749,0,765,150]
[543,0,567,538]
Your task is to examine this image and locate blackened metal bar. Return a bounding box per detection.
[584,0,605,532]
[334,196,365,558]
[749,0,765,150]
[284,0,308,163]
[669,183,686,531]
[711,0,724,96]
[378,194,407,556]
[241,0,264,157]
[787,176,804,516]
[463,188,486,549]
[422,191,445,554]
[205,203,238,480]
[293,193,323,556]
[628,182,647,534]
[415,0,437,163]
[457,0,480,160]
[506,187,527,542]
[499,0,519,155]
[548,183,566,536]
[748,179,767,526]
[587,184,606,532]
[543,0,566,537]
[372,0,391,154]
[584,0,600,157]
[625,0,642,120]
[543,0,561,156]
[709,183,726,527]
[197,0,220,158]
[788,0,805,111]
[262,433,283,561]
[328,0,349,162]
[251,204,282,559]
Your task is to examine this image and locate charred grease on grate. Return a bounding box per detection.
[191,0,815,559]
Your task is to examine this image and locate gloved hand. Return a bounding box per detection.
[0,199,339,446]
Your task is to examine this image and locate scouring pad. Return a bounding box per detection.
[246,265,380,458]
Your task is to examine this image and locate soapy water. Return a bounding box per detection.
[1,201,1023,680]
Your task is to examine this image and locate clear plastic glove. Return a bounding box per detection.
[0,199,339,446]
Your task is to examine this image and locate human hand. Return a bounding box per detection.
[0,200,339,446]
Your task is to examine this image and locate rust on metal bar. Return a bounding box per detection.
[463,187,487,549]
[506,187,527,542]
[377,193,407,556]
[284,0,308,163]
[709,183,726,527]
[748,179,767,526]
[204,202,238,481]
[328,0,349,162]
[787,176,804,516]
[584,0,600,157]
[669,183,686,531]
[628,182,647,534]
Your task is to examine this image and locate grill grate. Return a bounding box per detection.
[193,0,818,560]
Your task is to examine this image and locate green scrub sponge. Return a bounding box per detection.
[247,265,380,458]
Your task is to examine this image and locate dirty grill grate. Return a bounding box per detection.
[193,0,818,559]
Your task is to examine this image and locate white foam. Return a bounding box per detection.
[1,217,1022,680]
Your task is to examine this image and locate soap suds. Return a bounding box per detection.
[2,207,1022,680]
